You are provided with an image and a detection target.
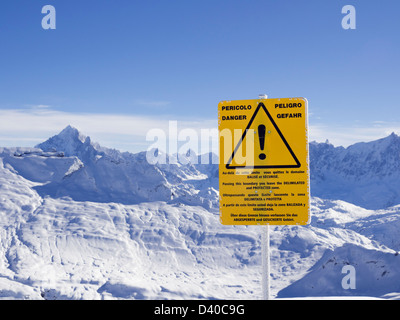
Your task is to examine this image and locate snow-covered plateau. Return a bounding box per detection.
[1,126,400,300]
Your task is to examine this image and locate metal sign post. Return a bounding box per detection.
[260,94,270,301]
[262,224,270,300]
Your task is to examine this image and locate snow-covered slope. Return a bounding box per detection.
[1,127,400,299]
[0,158,259,299]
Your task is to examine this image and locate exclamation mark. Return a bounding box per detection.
[258,125,266,160]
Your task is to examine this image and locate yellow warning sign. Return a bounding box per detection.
[218,98,310,225]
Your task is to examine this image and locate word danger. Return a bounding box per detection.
[221,114,247,121]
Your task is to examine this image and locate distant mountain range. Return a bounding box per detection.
[2,125,219,209]
[310,132,400,209]
[5,125,400,209]
[1,126,400,299]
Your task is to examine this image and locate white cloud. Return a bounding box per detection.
[309,122,400,147]
[133,99,171,108]
[0,106,398,153]
[0,107,217,153]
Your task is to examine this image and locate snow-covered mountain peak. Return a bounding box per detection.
[346,131,400,153]
[54,125,88,146]
[60,125,86,141]
[35,125,102,159]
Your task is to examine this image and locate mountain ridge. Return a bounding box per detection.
[310,132,400,209]
[30,125,400,210]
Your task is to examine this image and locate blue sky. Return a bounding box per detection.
[0,0,400,152]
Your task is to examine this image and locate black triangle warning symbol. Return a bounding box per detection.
[226,102,301,169]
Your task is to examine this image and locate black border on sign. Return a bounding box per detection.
[225,102,301,169]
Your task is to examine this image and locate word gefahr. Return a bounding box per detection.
[277,113,302,119]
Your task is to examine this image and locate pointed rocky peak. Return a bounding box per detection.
[35,125,100,158]
[384,132,400,145]
[346,132,400,156]
[58,125,87,143]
